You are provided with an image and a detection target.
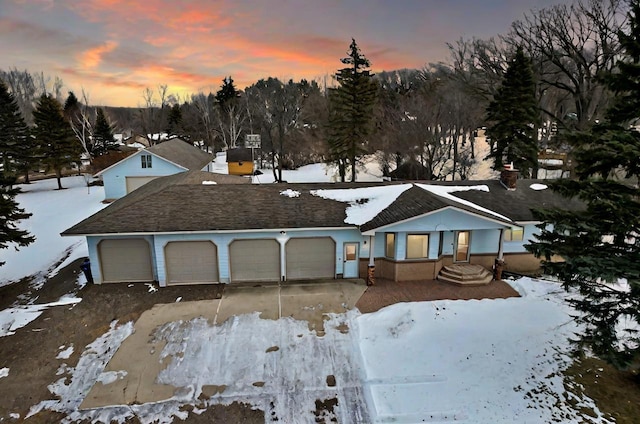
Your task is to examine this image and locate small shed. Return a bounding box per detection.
[226,148,254,175]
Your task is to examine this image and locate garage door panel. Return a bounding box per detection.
[230,239,280,282]
[126,176,158,193]
[165,241,218,284]
[99,239,154,283]
[286,238,335,280]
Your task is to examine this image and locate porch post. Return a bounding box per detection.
[494,228,505,280]
[367,235,376,286]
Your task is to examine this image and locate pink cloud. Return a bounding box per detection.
[78,41,118,69]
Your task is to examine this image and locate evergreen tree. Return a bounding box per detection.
[92,108,115,155]
[527,1,640,370]
[215,76,239,110]
[485,46,540,178]
[63,91,79,122]
[214,77,245,149]
[166,104,183,138]
[328,39,378,182]
[32,94,80,189]
[0,171,34,266]
[0,81,30,180]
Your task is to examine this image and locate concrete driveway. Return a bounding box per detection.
[80,279,367,410]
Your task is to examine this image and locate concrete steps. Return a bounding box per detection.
[437,264,493,286]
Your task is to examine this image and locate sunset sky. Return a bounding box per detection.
[1,0,571,107]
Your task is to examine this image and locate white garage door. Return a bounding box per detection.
[99,239,154,283]
[285,237,335,280]
[126,176,158,193]
[165,241,218,285]
[229,239,280,282]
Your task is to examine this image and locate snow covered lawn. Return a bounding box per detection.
[0,176,106,286]
[356,278,610,423]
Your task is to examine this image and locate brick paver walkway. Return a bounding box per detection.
[355,278,520,313]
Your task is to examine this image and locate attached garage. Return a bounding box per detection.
[165,241,218,285]
[285,237,335,280]
[126,176,158,194]
[98,239,154,283]
[229,239,280,282]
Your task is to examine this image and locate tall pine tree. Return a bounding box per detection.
[0,81,32,183]
[527,1,640,369]
[485,46,540,178]
[33,94,80,190]
[328,39,378,182]
[166,104,184,139]
[92,107,116,155]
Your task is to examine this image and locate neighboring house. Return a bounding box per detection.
[95,138,214,201]
[63,169,581,287]
[226,148,254,175]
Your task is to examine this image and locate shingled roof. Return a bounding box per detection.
[63,175,582,236]
[63,175,358,235]
[145,138,213,170]
[451,180,583,221]
[226,148,253,162]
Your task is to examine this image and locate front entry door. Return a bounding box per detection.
[343,243,359,278]
[455,231,471,262]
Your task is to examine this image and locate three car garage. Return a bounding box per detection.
[96,237,339,285]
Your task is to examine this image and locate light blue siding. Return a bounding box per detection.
[368,209,535,262]
[101,152,186,200]
[503,223,540,253]
[371,225,534,263]
[428,232,440,258]
[470,229,501,254]
[375,208,507,233]
[441,231,454,255]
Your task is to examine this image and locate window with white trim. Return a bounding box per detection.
[141,155,152,168]
[406,234,429,259]
[385,233,395,258]
[504,228,524,241]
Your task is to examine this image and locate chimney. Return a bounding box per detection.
[500,163,518,190]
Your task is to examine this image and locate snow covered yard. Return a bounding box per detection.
[356,277,611,424]
[0,176,106,287]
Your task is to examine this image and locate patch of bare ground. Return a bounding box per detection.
[564,357,640,424]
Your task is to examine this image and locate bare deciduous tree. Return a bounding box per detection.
[507,0,625,131]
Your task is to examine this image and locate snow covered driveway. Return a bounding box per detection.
[75,282,370,424]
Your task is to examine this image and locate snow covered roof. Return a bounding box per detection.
[63,175,581,236]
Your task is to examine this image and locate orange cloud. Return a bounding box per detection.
[78,40,118,69]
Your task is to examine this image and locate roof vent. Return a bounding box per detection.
[500,163,518,190]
